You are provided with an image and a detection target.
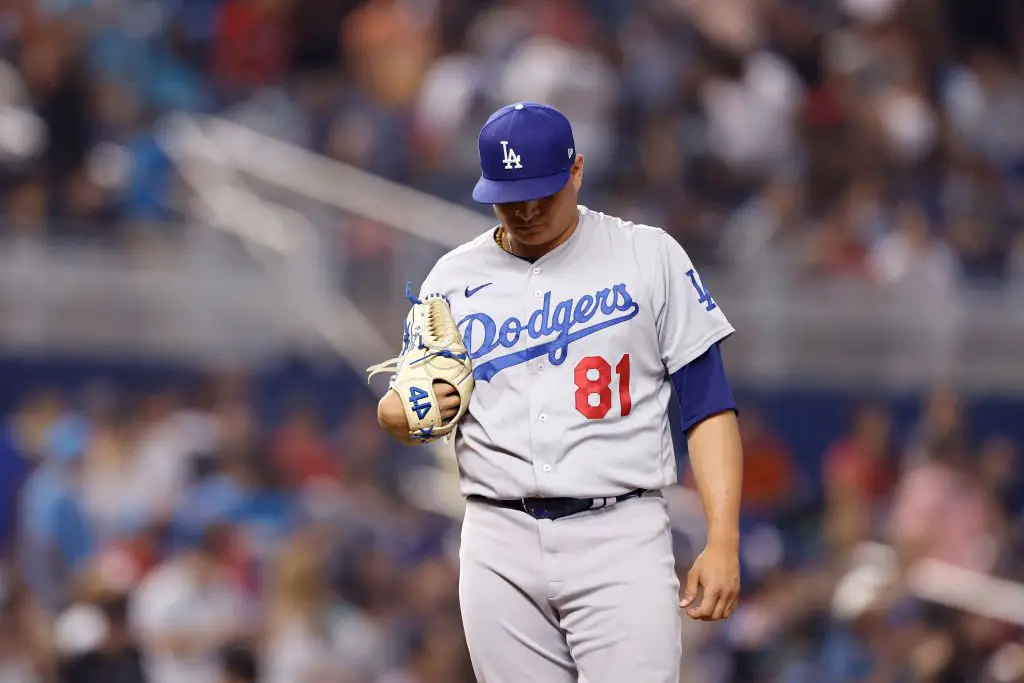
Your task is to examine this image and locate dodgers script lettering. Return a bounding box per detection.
[458,284,641,382]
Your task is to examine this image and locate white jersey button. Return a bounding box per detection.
[532,267,541,274]
[539,414,547,422]
[534,289,542,297]
[541,464,552,473]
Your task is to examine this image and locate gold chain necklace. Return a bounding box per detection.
[496,209,580,255]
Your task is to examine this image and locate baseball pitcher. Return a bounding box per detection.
[370,102,743,683]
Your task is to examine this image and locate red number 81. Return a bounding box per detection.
[573,354,631,419]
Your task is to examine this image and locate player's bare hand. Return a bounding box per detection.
[378,391,412,439]
[680,540,740,621]
[435,381,461,422]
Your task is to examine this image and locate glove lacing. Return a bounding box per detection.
[366,357,402,381]
[365,285,466,383]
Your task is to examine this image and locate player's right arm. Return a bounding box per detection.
[377,391,420,445]
[376,387,460,445]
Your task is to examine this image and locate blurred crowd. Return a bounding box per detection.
[0,0,1024,289]
[687,387,1024,683]
[1,366,1023,683]
[1,0,1024,682]
[0,370,473,683]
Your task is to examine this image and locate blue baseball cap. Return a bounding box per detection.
[472,102,577,205]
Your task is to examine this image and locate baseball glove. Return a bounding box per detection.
[366,285,475,443]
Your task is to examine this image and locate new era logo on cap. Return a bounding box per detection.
[472,102,576,205]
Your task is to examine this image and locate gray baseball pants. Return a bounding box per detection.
[458,493,683,682]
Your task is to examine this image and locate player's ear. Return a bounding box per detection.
[570,154,584,190]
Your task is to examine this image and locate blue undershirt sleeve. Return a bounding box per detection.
[670,342,738,434]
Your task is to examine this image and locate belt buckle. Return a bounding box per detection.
[521,498,547,519]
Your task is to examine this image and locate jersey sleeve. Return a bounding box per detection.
[651,229,735,374]
[671,342,737,433]
[417,266,442,300]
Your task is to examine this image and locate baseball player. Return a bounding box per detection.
[371,102,743,683]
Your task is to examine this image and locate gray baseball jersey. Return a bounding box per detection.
[418,205,734,499]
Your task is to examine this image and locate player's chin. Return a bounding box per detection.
[507,224,551,244]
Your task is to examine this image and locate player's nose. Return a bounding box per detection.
[513,201,541,221]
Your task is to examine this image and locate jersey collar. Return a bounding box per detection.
[492,205,587,265]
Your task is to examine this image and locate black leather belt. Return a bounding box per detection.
[467,488,648,521]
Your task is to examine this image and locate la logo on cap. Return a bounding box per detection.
[501,141,522,170]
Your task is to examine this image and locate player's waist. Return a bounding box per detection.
[466,488,660,522]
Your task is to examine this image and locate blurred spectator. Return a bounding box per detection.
[222,455,298,591]
[3,180,48,240]
[20,21,91,221]
[18,414,95,614]
[735,406,800,518]
[271,398,342,489]
[212,0,294,91]
[682,404,801,520]
[328,544,405,681]
[341,0,438,110]
[889,450,1002,571]
[823,403,894,549]
[0,569,51,683]
[130,524,249,683]
[91,526,163,597]
[218,643,258,683]
[976,435,1021,515]
[262,530,348,683]
[826,404,893,489]
[79,412,150,546]
[0,390,62,557]
[130,389,221,530]
[905,384,967,466]
[56,592,147,683]
[867,202,957,296]
[375,617,472,683]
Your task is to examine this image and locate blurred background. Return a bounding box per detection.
[1,0,1024,681]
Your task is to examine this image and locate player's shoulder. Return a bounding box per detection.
[419,227,496,294]
[434,227,497,267]
[580,205,683,256]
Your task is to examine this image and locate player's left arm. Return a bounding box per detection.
[373,271,465,446]
[647,228,742,621]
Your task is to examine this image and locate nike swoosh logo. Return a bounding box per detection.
[465,283,493,298]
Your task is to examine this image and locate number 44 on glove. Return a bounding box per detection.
[366,285,475,443]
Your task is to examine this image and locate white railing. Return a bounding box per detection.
[157,111,1024,396]
[157,112,471,518]
[4,235,1021,395]
[0,229,307,361]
